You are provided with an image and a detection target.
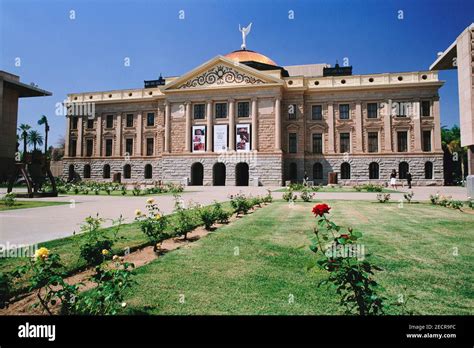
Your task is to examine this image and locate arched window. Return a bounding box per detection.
[289,162,297,182]
[369,162,379,179]
[313,162,323,180]
[341,162,351,179]
[83,164,91,179]
[399,162,409,179]
[144,164,152,179]
[425,161,433,179]
[123,164,131,179]
[103,164,111,179]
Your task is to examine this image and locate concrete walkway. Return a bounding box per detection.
[0,185,470,247]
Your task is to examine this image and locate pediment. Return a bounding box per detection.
[163,56,283,91]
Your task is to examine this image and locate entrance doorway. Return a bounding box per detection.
[213,163,226,186]
[235,162,249,186]
[190,162,204,185]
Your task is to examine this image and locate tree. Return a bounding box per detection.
[441,125,467,184]
[27,130,44,151]
[38,115,49,154]
[18,123,31,157]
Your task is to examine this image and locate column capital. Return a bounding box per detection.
[251,97,258,102]
[185,100,191,105]
[227,98,235,103]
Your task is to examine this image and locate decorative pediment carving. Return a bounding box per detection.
[178,65,265,89]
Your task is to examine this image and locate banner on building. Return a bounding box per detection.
[192,125,206,152]
[236,124,251,151]
[213,125,228,152]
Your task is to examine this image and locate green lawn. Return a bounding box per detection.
[0,200,68,211]
[121,200,473,315]
[274,186,398,193]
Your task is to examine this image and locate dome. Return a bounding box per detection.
[224,49,277,66]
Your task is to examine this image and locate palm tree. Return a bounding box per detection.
[27,130,44,151]
[18,123,31,158]
[38,115,49,154]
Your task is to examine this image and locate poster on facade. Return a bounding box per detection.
[236,124,251,151]
[213,125,228,152]
[192,125,206,152]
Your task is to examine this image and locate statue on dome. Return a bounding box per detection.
[239,22,252,50]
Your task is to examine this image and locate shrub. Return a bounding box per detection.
[354,185,363,192]
[300,187,314,202]
[230,193,252,215]
[172,194,195,240]
[2,193,16,207]
[429,194,439,205]
[0,272,12,309]
[288,183,305,191]
[262,189,273,203]
[311,185,321,192]
[449,200,463,210]
[403,191,414,203]
[121,185,127,196]
[132,183,141,196]
[135,198,168,249]
[282,188,297,202]
[212,201,231,224]
[376,193,391,203]
[362,183,384,192]
[199,206,217,230]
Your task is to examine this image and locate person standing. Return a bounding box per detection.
[390,169,398,190]
[406,171,412,189]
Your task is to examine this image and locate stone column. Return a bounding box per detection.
[64,117,70,157]
[77,116,83,157]
[274,97,281,151]
[95,115,102,156]
[164,102,171,153]
[413,100,422,152]
[384,100,392,152]
[228,99,235,151]
[251,98,258,151]
[433,98,442,151]
[327,103,335,153]
[116,114,122,157]
[355,101,363,153]
[206,100,213,152]
[468,146,474,176]
[185,101,192,152]
[136,113,142,156]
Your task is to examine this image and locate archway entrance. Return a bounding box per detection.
[68,164,75,182]
[213,163,226,186]
[235,162,249,186]
[190,162,204,186]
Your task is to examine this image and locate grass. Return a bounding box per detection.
[121,200,473,315]
[0,200,68,211]
[274,186,398,193]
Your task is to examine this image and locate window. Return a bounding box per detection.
[313,162,323,180]
[69,139,77,157]
[106,115,114,128]
[312,133,323,154]
[126,114,134,127]
[237,101,250,117]
[86,139,93,157]
[368,132,378,153]
[147,112,155,127]
[123,164,131,179]
[311,105,322,120]
[146,138,154,156]
[87,119,94,129]
[83,164,91,179]
[339,104,350,119]
[421,101,431,117]
[103,164,110,179]
[340,133,350,153]
[367,103,378,118]
[397,131,408,152]
[288,104,297,120]
[215,103,227,118]
[425,161,433,179]
[288,133,297,153]
[369,162,379,179]
[422,130,431,152]
[144,164,152,179]
[396,102,410,117]
[399,162,409,179]
[193,104,205,119]
[71,117,78,130]
[125,138,134,156]
[105,139,113,157]
[341,162,351,179]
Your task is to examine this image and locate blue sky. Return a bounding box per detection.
[1,0,473,146]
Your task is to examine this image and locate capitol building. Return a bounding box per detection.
[63,38,444,186]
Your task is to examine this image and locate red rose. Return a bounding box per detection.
[312,203,331,217]
[340,234,349,239]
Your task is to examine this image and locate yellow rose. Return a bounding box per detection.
[34,247,49,260]
[154,214,161,220]
[146,198,155,205]
[112,255,119,261]
[102,249,109,256]
[134,209,142,217]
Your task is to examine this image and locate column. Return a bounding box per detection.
[77,116,83,157]
[228,99,235,151]
[164,102,171,153]
[95,115,102,156]
[136,113,142,156]
[206,100,213,152]
[355,101,363,153]
[115,114,122,156]
[412,100,422,152]
[432,98,442,151]
[327,103,335,153]
[185,102,192,152]
[384,100,392,152]
[64,117,70,157]
[274,97,281,151]
[251,98,258,151]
